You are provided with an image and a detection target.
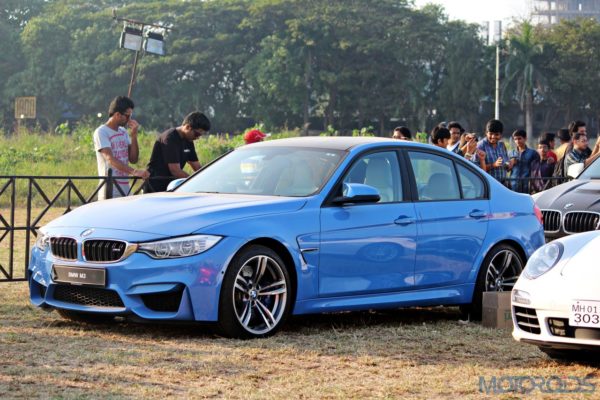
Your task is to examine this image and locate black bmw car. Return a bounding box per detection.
[534,156,600,240]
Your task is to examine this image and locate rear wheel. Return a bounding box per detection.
[57,309,115,324]
[217,245,292,339]
[461,244,524,320]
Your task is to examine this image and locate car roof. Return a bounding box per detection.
[245,136,432,151]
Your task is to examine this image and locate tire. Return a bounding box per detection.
[461,244,524,321]
[57,309,115,324]
[217,245,292,339]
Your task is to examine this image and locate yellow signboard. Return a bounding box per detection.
[14,97,37,119]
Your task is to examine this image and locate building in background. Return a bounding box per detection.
[532,0,600,24]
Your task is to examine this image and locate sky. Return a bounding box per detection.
[413,0,532,24]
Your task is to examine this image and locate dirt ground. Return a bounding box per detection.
[1,281,599,399]
[1,208,599,399]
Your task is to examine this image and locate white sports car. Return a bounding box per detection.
[512,230,600,360]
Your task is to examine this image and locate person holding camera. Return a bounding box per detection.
[474,119,512,182]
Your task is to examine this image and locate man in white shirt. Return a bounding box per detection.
[93,96,149,200]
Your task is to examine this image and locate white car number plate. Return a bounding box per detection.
[569,300,600,328]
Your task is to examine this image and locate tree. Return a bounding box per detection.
[540,18,600,128]
[503,21,547,137]
[436,20,490,131]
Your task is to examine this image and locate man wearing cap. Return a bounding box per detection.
[244,129,266,144]
[144,111,211,193]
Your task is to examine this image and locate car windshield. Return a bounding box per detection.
[177,146,345,196]
[578,155,600,179]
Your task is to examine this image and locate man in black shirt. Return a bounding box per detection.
[144,112,211,192]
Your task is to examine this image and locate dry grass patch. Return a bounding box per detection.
[1,282,599,399]
[1,208,599,398]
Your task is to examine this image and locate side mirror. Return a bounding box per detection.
[567,163,584,179]
[166,178,187,191]
[332,183,381,204]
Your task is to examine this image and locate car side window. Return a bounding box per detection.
[408,151,460,201]
[457,164,485,199]
[342,151,401,203]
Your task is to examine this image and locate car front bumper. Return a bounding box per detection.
[28,236,246,322]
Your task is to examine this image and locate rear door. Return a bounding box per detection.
[406,150,489,289]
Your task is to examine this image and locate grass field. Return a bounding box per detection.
[1,130,599,398]
[1,211,599,399]
[2,282,599,399]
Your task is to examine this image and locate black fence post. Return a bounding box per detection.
[105,169,113,200]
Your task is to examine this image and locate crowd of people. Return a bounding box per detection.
[93,95,599,199]
[392,118,600,194]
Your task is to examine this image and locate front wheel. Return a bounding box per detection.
[217,245,292,339]
[461,244,524,320]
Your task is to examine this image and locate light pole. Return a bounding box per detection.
[493,21,502,120]
[113,9,170,98]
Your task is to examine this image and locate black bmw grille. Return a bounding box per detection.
[564,212,600,234]
[50,237,78,260]
[513,306,541,334]
[53,285,124,308]
[84,240,127,262]
[541,210,561,232]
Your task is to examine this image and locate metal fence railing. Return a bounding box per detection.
[498,176,571,195]
[0,172,573,283]
[0,172,148,282]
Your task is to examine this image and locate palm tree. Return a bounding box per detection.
[503,21,546,137]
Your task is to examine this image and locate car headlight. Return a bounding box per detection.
[523,242,563,279]
[137,235,222,259]
[34,231,50,251]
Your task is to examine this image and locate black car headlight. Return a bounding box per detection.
[137,235,222,259]
[34,231,50,251]
[523,242,563,279]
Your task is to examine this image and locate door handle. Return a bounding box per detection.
[394,215,415,225]
[469,209,487,219]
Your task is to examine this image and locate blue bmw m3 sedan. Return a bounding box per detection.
[29,137,545,338]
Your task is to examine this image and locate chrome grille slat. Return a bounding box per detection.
[50,237,78,260]
[541,209,561,233]
[83,240,127,262]
[564,211,600,234]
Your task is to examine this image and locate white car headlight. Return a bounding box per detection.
[137,235,222,259]
[34,231,50,251]
[523,242,563,279]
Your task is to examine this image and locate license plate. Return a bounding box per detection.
[569,300,600,328]
[52,265,106,286]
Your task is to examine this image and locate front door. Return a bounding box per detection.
[319,151,417,296]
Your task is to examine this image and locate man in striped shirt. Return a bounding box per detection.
[475,119,512,182]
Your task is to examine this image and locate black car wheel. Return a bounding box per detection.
[217,245,292,339]
[461,244,524,320]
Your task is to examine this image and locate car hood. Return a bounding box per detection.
[535,179,600,211]
[560,233,600,279]
[45,192,307,236]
